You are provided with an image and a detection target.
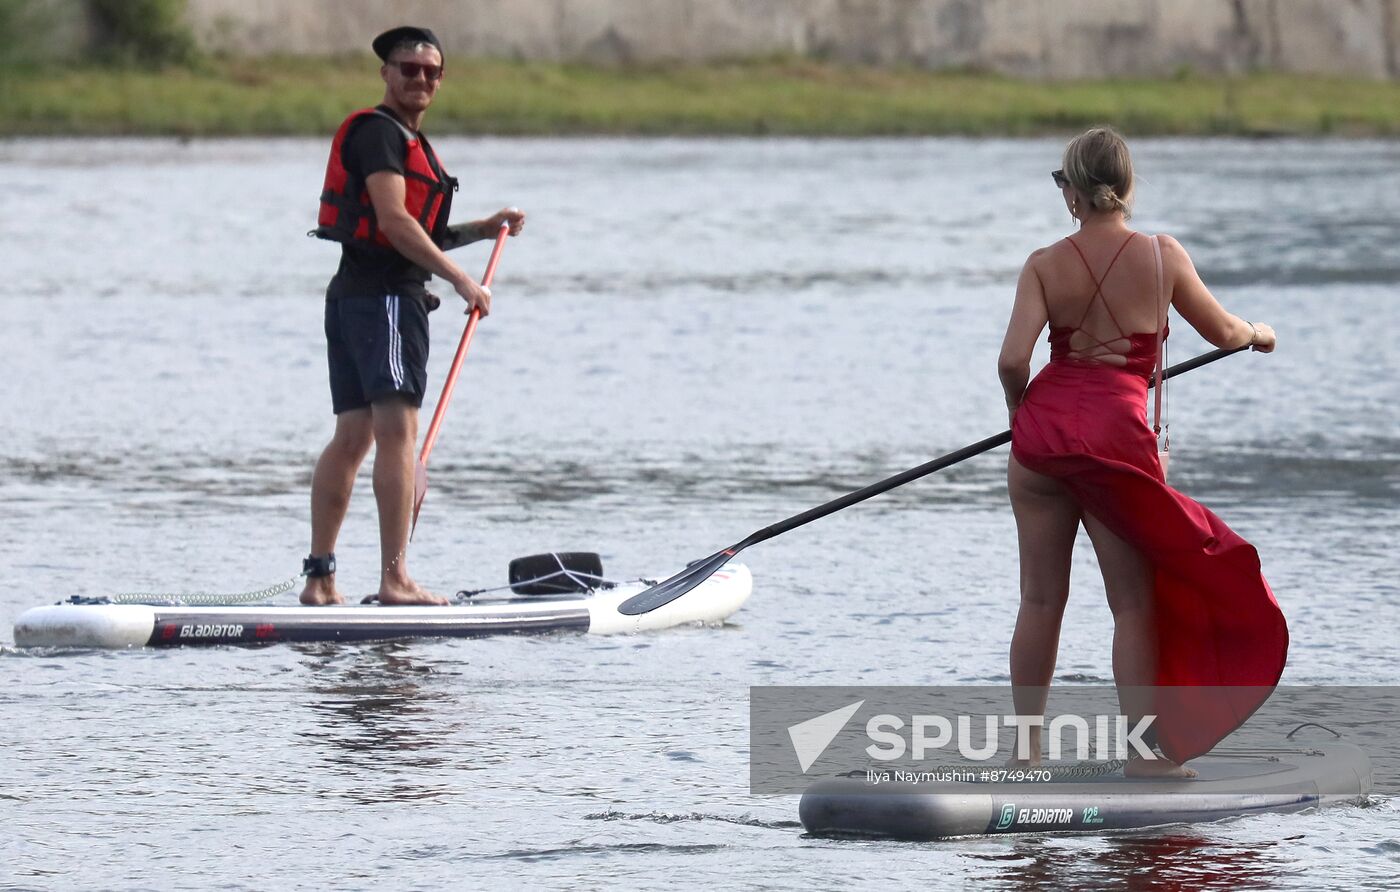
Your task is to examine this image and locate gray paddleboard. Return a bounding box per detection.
[799,741,1372,839]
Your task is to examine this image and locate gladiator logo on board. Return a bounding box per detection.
[178,624,245,638]
[157,622,257,643]
[995,804,1076,829]
[995,804,1015,830]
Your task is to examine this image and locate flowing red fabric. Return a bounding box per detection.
[1011,321,1288,763]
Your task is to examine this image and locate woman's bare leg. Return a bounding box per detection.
[1007,455,1081,764]
[1082,513,1196,778]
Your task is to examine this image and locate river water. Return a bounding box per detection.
[1,137,1396,889]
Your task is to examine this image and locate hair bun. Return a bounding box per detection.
[1092,183,1120,211]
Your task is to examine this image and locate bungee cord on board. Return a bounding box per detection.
[98,552,631,607]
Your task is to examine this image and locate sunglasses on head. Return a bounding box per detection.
[1051,169,1070,189]
[391,61,443,81]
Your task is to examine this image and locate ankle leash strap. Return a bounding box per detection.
[303,553,336,578]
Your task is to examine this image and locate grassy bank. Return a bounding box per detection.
[2,57,1397,137]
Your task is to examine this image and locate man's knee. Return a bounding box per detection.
[329,410,374,458]
[370,395,418,444]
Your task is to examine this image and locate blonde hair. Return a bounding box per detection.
[1062,126,1133,218]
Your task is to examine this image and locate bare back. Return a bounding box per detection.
[1038,230,1165,367]
[1001,226,1259,396]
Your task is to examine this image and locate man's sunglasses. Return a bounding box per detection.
[1051,169,1070,189]
[391,61,443,82]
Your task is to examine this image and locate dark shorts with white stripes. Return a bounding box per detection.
[324,294,430,413]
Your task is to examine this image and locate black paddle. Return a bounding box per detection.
[619,345,1248,616]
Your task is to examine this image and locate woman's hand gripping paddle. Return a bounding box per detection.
[618,345,1248,616]
[411,221,510,538]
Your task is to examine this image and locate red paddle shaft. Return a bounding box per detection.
[419,221,509,468]
[411,221,510,536]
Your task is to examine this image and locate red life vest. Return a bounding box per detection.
[314,107,456,251]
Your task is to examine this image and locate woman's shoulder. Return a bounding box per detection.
[1024,237,1068,268]
[1142,232,1187,254]
[1149,234,1198,274]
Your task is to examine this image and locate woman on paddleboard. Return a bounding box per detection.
[998,127,1287,776]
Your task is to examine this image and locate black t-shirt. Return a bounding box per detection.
[327,106,433,300]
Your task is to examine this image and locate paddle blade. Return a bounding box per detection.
[618,547,740,616]
[410,460,428,540]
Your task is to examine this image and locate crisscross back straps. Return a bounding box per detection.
[1064,232,1137,359]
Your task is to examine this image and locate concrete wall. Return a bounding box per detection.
[184,0,1400,80]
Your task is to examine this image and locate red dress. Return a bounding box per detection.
[1010,234,1289,763]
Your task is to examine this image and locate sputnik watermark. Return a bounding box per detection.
[784,699,1157,775]
[750,685,1393,795]
[864,713,1159,764]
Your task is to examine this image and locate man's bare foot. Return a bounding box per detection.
[377,579,448,606]
[300,576,345,606]
[1125,756,1198,779]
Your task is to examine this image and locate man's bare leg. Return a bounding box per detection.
[370,397,447,605]
[302,409,374,605]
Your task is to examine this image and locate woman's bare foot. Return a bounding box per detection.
[1125,756,1198,779]
[300,576,345,606]
[377,579,448,606]
[1006,728,1042,767]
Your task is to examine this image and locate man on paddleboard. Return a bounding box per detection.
[303,26,525,606]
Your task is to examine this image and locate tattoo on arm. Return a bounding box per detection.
[440,222,485,251]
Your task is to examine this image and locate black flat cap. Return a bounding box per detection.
[372,26,443,62]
